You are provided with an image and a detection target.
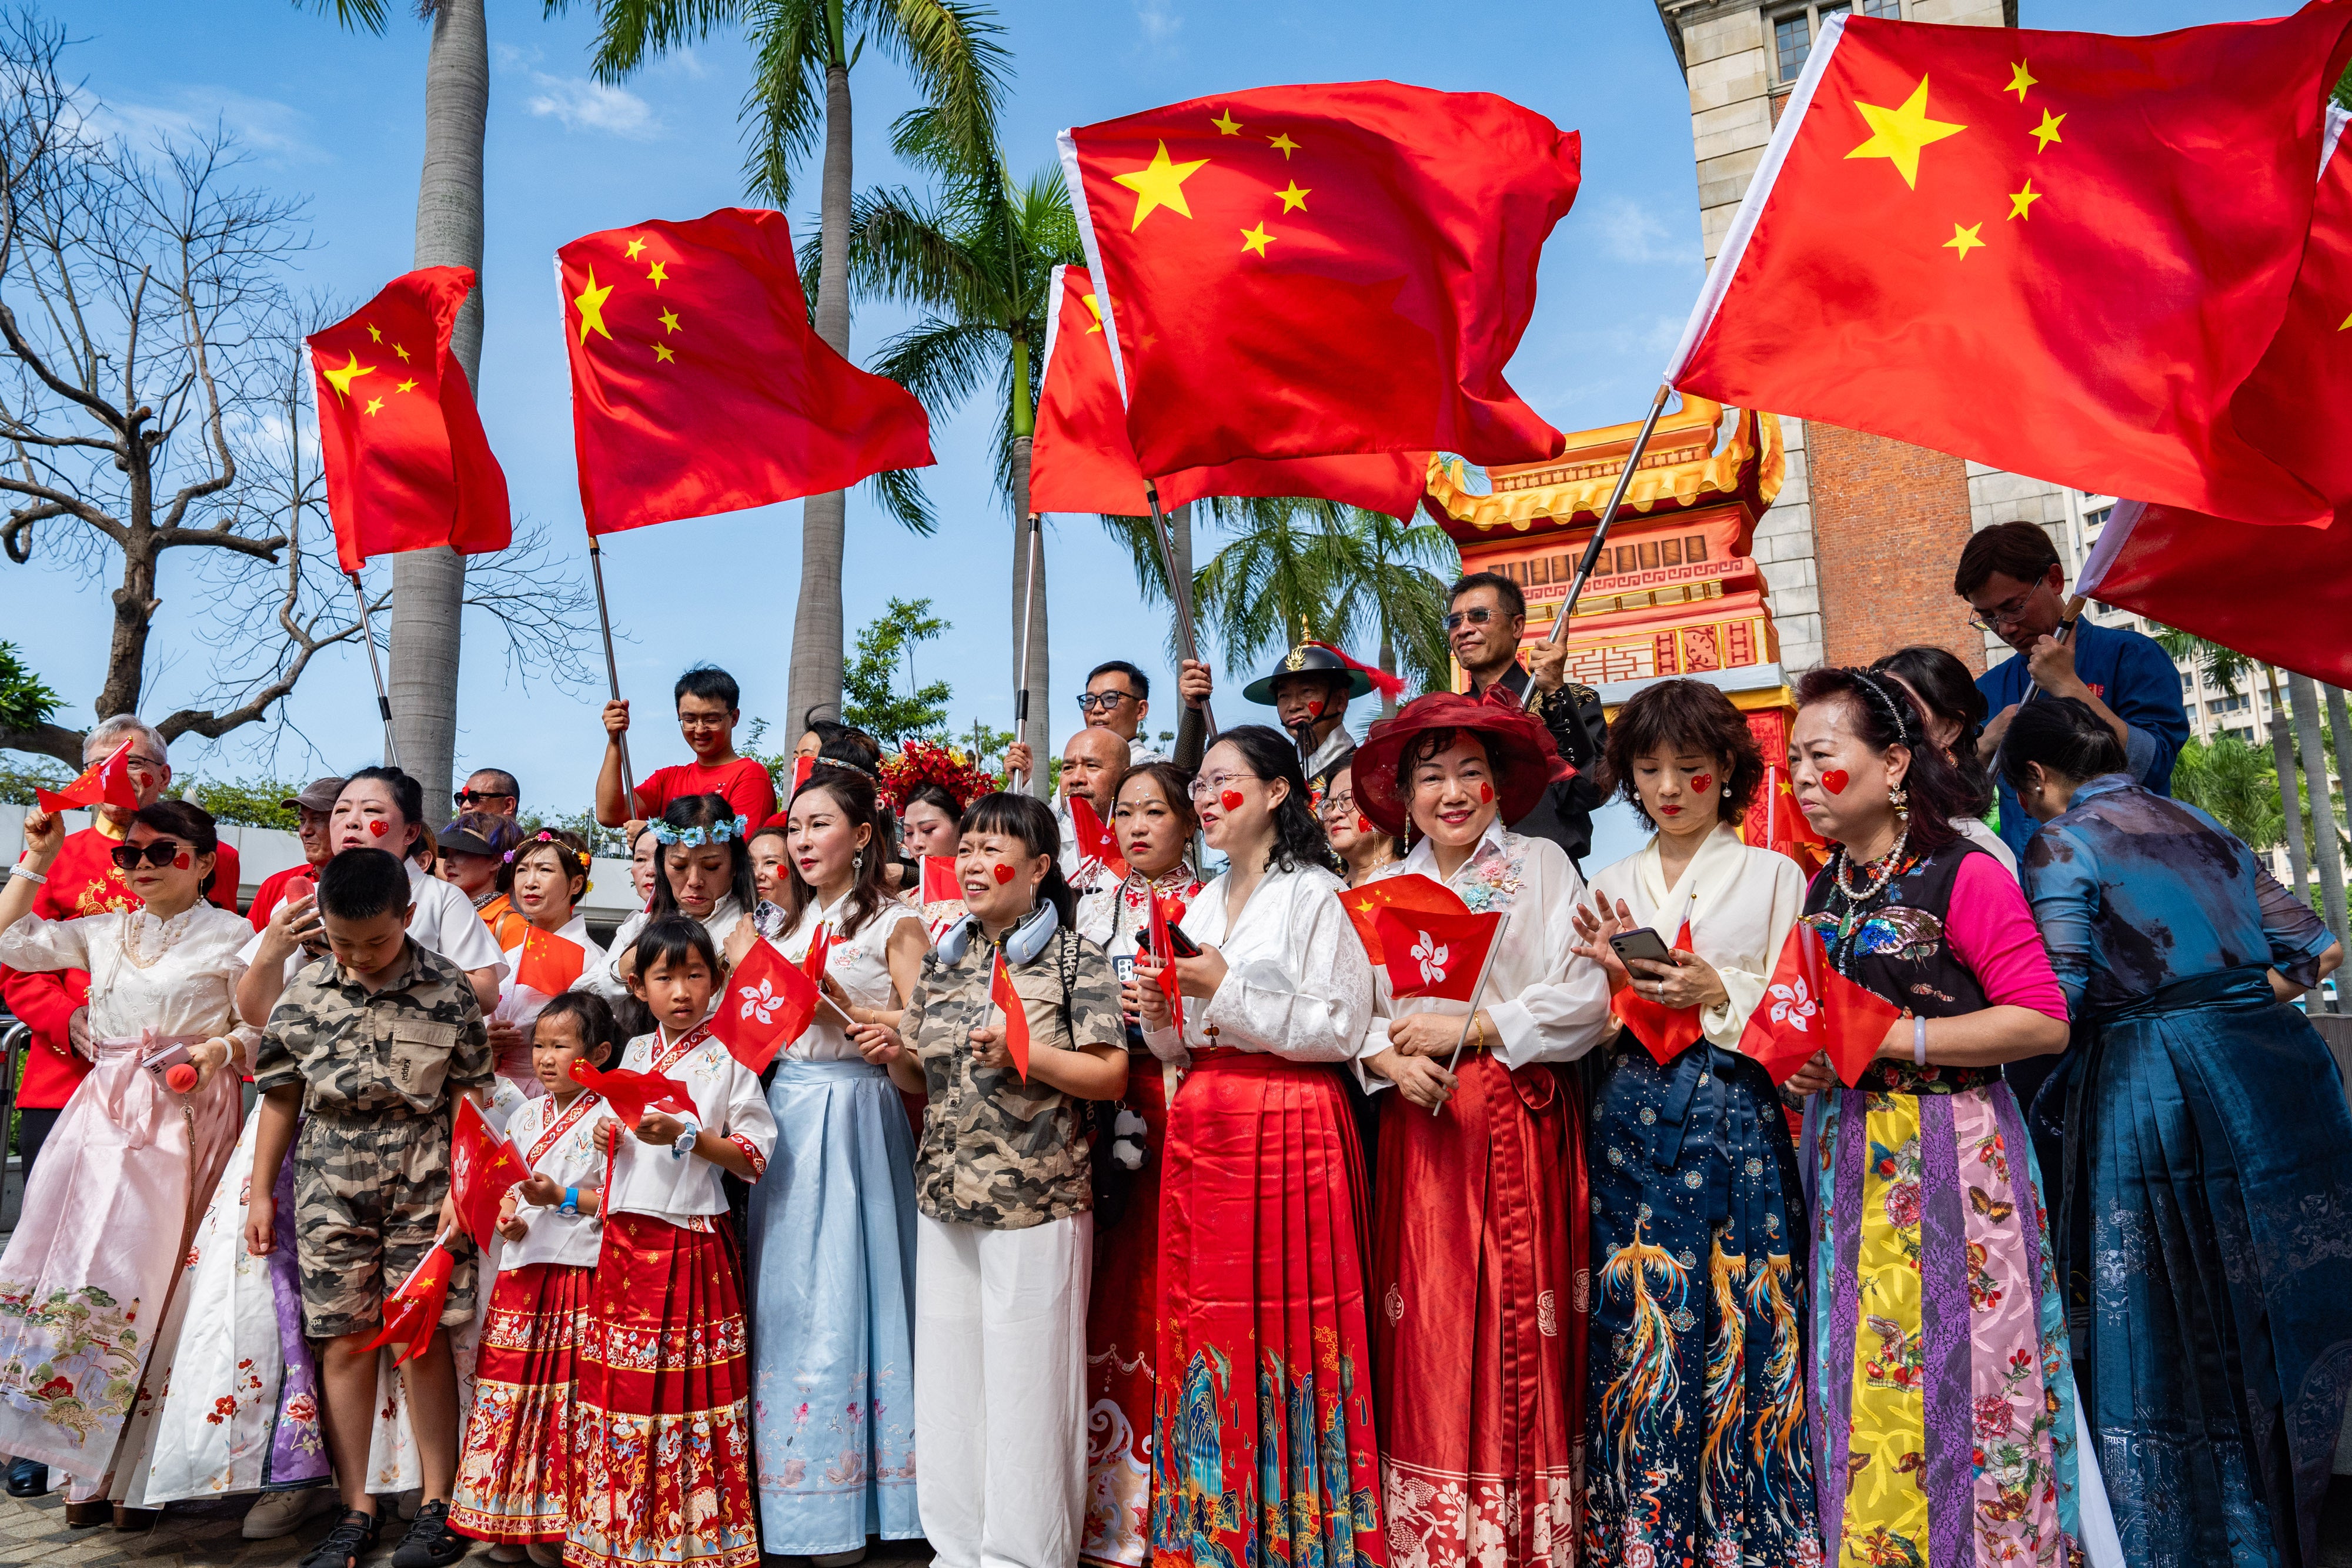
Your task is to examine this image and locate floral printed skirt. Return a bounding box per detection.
[567,1214,759,1568]
[453,1262,593,1544]
[1806,1082,2090,1567]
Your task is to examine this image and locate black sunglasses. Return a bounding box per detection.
[109,840,190,871]
[452,788,514,806]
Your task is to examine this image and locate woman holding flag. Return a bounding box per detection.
[1567,679,1818,1567]
[484,830,606,1125]
[1784,668,2109,1568]
[1349,693,1610,1568]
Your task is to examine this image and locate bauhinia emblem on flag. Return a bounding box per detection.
[450,1096,527,1248]
[710,933,823,1074]
[1737,920,1902,1088]
[559,209,935,534]
[360,1237,459,1365]
[1058,83,1579,478]
[34,737,141,815]
[1338,874,1475,969]
[1667,6,2352,529]
[990,952,1033,1080]
[306,267,512,573]
[1372,902,1504,1004]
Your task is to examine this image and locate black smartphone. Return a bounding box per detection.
[1162,921,1203,958]
[1608,927,1676,967]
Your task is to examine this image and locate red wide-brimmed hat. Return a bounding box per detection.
[1352,691,1572,837]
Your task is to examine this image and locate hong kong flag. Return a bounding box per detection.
[1338,873,1472,969]
[710,934,823,1073]
[449,1096,527,1248]
[360,1238,459,1364]
[1737,921,1902,1088]
[34,737,141,815]
[1371,903,1503,1004]
[1067,794,1129,881]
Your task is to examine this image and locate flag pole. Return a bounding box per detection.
[346,572,399,767]
[1544,380,1676,649]
[1434,941,1503,1118]
[1984,592,2089,782]
[1143,480,1217,740]
[587,532,636,804]
[1013,511,1044,791]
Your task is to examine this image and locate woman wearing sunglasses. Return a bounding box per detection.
[0,800,253,1524]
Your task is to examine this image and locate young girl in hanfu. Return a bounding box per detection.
[570,917,775,1568]
[453,992,622,1566]
[484,830,608,1124]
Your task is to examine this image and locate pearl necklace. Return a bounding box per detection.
[121,905,192,971]
[1832,827,1910,908]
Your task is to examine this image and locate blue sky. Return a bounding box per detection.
[10,0,2284,818]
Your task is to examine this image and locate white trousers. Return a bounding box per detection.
[914,1211,1093,1568]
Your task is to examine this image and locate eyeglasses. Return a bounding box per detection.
[1443,607,1499,631]
[1966,588,2039,635]
[1187,771,1260,803]
[1074,691,1135,712]
[109,840,188,871]
[1316,791,1357,817]
[452,788,514,807]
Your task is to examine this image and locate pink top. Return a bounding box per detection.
[633,757,778,828]
[1942,853,2068,1021]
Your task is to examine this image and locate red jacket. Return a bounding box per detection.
[2,824,243,1109]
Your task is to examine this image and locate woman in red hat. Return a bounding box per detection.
[1351,692,1612,1568]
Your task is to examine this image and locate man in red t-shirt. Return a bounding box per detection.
[2,718,242,1186]
[593,663,777,832]
[247,775,343,932]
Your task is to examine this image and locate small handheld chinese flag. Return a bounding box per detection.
[514,926,588,997]
[567,1061,692,1129]
[710,935,821,1074]
[1737,922,1902,1088]
[1612,923,1707,1068]
[1145,891,1188,1039]
[920,856,961,903]
[1371,904,1504,1003]
[450,1097,527,1248]
[1068,795,1129,881]
[1338,874,1473,968]
[34,737,141,815]
[306,267,511,573]
[361,1238,458,1364]
[990,952,1032,1080]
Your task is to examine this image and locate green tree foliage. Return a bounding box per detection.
[183,777,308,831]
[0,642,62,734]
[843,597,954,744]
[0,757,66,806]
[2170,735,2285,852]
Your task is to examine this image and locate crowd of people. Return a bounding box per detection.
[0,519,2344,1568]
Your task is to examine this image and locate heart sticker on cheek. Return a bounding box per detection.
[1220,790,1245,812]
[367,820,390,837]
[173,853,192,870]
[1478,782,1494,803]
[991,864,1015,885]
[1305,697,1325,717]
[1690,773,1715,794]
[1356,816,1372,834]
[1820,769,1850,795]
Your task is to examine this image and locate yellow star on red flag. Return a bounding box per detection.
[1114,142,1211,229]
[1846,75,1966,189]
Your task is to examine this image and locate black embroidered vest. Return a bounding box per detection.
[1802,839,1999,1095]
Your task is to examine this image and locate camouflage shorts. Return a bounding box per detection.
[293,1114,475,1341]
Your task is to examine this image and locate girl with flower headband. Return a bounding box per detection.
[483,830,609,1122]
[584,794,754,1015]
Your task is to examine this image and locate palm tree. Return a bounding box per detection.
[2170,735,2284,852]
[2156,624,2310,889]
[576,0,1008,731]
[834,134,1083,795]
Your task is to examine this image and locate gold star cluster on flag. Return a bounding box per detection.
[570,236,686,369]
[1108,108,1316,262]
[315,317,431,417]
[1843,58,2066,262]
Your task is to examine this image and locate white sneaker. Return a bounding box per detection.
[242,1486,336,1540]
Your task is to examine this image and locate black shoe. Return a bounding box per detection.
[3,1456,45,1497]
[389,1499,470,1568]
[299,1507,381,1568]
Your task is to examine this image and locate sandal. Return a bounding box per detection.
[299,1507,380,1568]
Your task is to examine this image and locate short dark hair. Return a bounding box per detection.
[674,664,741,711]
[801,710,883,773]
[632,913,719,981]
[318,847,412,921]
[466,768,520,797]
[341,767,428,861]
[1601,678,1766,828]
[1872,646,1994,817]
[1791,668,1968,854]
[1448,570,1526,622]
[1999,696,2129,795]
[1953,521,2061,599]
[1087,660,1150,700]
[533,991,617,1068]
[135,798,220,898]
[957,791,1077,931]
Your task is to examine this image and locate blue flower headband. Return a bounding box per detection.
[652,815,750,848]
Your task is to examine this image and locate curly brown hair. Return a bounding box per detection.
[1601,678,1765,828]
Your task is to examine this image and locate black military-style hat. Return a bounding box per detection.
[1242,641,1374,706]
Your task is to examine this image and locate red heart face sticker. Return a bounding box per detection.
[1220,790,1245,812]
[1304,697,1325,717]
[1690,773,1715,794]
[1478,782,1494,803]
[172,852,192,870]
[367,820,390,837]
[991,863,1015,885]
[1820,769,1850,795]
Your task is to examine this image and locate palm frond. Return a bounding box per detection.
[841,186,985,314]
[862,0,1010,179]
[863,462,937,536]
[577,0,750,79]
[739,2,828,207]
[867,317,1002,418]
[293,0,390,34]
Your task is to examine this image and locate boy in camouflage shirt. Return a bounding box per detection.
[244,847,492,1568]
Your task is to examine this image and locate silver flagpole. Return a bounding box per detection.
[348,573,399,767]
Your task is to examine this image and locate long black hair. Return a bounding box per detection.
[1792,667,1970,854]
[648,793,757,918]
[781,768,890,940]
[1873,645,1994,817]
[1998,696,2129,795]
[958,791,1077,931]
[1211,723,1341,875]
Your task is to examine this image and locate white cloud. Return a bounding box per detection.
[84,87,326,165]
[1592,196,1697,269]
[524,73,661,139]
[1135,0,1182,46]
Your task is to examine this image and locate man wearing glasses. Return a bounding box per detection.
[452,768,520,818]
[1959,521,2188,860]
[0,717,243,1218]
[1446,572,1610,867]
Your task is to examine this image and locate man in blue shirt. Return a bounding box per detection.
[1959,521,2191,860]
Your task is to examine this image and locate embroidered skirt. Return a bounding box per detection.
[1807,1081,2091,1567]
[1373,1053,1584,1568]
[1084,1062,1169,1567]
[567,1213,759,1568]
[1151,1052,1384,1568]
[453,1262,593,1544]
[1584,1041,1818,1568]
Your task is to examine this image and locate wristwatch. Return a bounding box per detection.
[670,1115,702,1160]
[558,1186,581,1217]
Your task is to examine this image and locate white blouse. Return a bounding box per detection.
[492,914,610,1036]
[1956,815,2019,877]
[1586,823,1808,1048]
[604,1025,777,1221]
[586,895,746,1002]
[0,904,259,1062]
[496,1089,619,1271]
[1075,868,1205,989]
[1357,822,1611,1085]
[770,895,921,1064]
[1138,860,1372,1066]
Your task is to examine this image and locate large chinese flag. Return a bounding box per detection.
[1668,7,2352,529]
[307,268,511,573]
[1058,83,1579,477]
[1028,264,1431,517]
[2229,104,2352,509]
[559,209,934,534]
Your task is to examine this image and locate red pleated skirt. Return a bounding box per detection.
[1084,1062,1169,1567]
[1151,1052,1386,1568]
[565,1214,759,1568]
[453,1262,593,1544]
[1372,1056,1587,1568]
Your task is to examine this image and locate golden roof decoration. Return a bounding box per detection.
[1426,396,1785,537]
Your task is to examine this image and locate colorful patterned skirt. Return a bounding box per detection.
[1806,1080,2090,1568]
[567,1213,759,1568]
[1584,1041,1817,1568]
[1084,1061,1169,1567]
[1374,1054,1584,1568]
[453,1262,593,1544]
[1151,1052,1385,1568]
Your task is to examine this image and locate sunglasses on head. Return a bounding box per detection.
[109,840,191,871]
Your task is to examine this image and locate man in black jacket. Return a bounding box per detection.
[1445,571,1609,868]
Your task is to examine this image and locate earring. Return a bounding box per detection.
[853,848,864,878]
[1889,783,1910,818]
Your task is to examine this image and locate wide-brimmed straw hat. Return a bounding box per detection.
[1351,691,1570,837]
